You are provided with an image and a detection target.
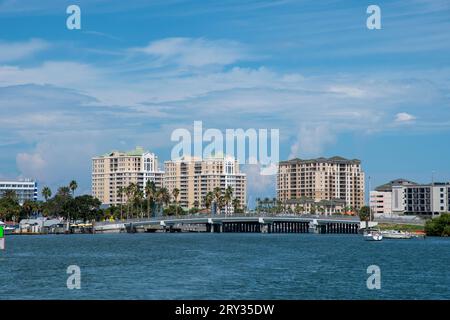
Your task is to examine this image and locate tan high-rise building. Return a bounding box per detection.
[92,147,164,205]
[277,156,365,210]
[164,155,246,213]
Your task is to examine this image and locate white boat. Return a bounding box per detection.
[363,229,383,241]
[380,230,412,239]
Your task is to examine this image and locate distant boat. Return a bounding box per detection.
[363,229,383,241]
[381,230,412,239]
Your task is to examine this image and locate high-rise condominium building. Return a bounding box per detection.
[164,155,246,213]
[0,179,38,205]
[92,147,164,205]
[277,156,365,211]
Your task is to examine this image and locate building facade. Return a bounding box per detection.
[392,183,449,216]
[0,179,38,205]
[370,191,392,217]
[370,178,416,217]
[164,155,246,213]
[277,156,365,211]
[92,147,164,205]
[371,178,449,217]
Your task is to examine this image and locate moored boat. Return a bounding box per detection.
[363,229,383,241]
[381,230,412,239]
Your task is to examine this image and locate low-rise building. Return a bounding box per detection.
[371,178,449,217]
[370,179,416,217]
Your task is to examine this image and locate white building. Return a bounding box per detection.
[372,179,450,217]
[392,183,449,217]
[370,190,392,217]
[0,179,38,205]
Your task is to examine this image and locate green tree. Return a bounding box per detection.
[42,186,52,202]
[358,206,371,229]
[145,180,156,218]
[69,180,78,197]
[21,200,36,219]
[172,188,180,217]
[232,197,241,214]
[125,183,138,219]
[117,186,124,220]
[0,191,20,222]
[156,187,170,216]
[204,192,214,215]
[425,213,450,236]
[213,187,223,215]
[224,186,233,216]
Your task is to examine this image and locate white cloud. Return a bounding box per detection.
[241,164,276,205]
[395,112,416,123]
[328,85,366,98]
[0,38,49,63]
[289,125,336,159]
[1,37,449,198]
[130,37,250,67]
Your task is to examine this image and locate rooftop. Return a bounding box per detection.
[97,146,148,158]
[279,156,361,165]
[375,178,418,191]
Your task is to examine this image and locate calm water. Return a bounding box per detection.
[1,233,449,300]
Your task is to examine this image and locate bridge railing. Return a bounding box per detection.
[94,212,360,226]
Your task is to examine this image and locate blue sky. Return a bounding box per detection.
[0,0,449,205]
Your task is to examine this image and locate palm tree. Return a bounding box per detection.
[56,186,72,230]
[22,200,36,219]
[125,184,136,219]
[134,189,144,219]
[204,192,214,215]
[156,187,170,216]
[255,197,261,212]
[117,186,124,220]
[232,197,240,214]
[263,197,270,211]
[213,187,222,215]
[42,186,52,202]
[69,180,78,197]
[172,188,180,217]
[57,186,71,197]
[224,186,233,216]
[145,180,156,219]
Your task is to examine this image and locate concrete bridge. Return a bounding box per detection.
[94,214,377,234]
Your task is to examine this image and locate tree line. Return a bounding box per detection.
[0,179,244,222]
[425,213,450,236]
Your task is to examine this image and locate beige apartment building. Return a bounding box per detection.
[164,155,246,214]
[92,147,164,205]
[277,156,365,211]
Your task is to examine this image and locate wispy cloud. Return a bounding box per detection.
[129,37,251,68]
[395,112,416,123]
[0,38,49,63]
